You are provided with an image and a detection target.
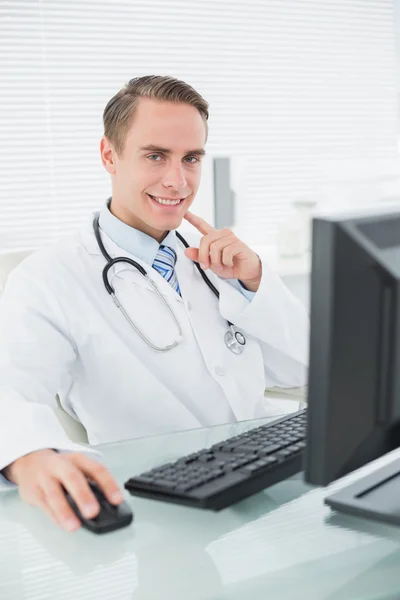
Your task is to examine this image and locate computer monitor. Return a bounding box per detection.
[304,207,400,526]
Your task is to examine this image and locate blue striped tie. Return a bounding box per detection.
[152,245,181,295]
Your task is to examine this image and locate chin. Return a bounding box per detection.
[159,218,182,231]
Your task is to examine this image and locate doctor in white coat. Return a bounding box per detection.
[0,75,309,532]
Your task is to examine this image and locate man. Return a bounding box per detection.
[0,75,309,532]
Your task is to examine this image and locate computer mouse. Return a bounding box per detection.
[64,481,134,534]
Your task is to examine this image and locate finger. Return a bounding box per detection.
[222,241,245,268]
[198,229,232,269]
[69,453,124,505]
[40,478,82,531]
[53,460,101,520]
[19,479,60,522]
[184,247,199,263]
[36,497,69,530]
[209,236,237,270]
[183,211,215,236]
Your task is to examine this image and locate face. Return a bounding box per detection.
[100,97,207,242]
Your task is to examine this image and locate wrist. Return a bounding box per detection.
[240,258,262,292]
[4,449,56,484]
[239,278,261,292]
[2,465,14,483]
[3,461,21,484]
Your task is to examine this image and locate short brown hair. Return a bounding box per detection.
[103,75,209,155]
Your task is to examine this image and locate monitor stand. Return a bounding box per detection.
[325,458,400,527]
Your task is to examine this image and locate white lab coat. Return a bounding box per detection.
[0,219,309,484]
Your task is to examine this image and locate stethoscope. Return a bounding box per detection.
[93,214,247,354]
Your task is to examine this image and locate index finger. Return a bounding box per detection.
[70,453,123,505]
[184,211,215,235]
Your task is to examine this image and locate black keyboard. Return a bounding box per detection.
[124,410,306,510]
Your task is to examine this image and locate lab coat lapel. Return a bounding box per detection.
[80,223,183,302]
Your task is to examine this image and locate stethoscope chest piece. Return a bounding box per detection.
[224,326,246,355]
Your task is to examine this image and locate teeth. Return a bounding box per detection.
[151,195,182,206]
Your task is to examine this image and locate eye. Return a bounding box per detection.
[184,156,200,164]
[147,154,163,161]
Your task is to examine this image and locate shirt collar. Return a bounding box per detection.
[98,198,177,266]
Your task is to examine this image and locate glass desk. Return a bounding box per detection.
[1,415,400,600]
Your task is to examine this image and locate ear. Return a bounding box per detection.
[100,136,117,175]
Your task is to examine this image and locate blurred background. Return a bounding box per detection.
[1,0,400,307]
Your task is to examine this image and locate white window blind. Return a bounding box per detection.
[0,0,399,251]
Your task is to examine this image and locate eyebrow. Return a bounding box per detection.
[139,145,206,156]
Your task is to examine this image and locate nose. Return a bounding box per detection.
[162,161,187,191]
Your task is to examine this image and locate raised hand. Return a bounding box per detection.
[183,211,262,292]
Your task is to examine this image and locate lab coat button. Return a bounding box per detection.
[214,366,226,377]
[186,301,192,310]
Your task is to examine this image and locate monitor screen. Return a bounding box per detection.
[304,208,400,486]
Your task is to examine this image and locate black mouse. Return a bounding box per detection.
[64,481,133,534]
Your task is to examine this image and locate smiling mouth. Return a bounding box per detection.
[147,194,186,207]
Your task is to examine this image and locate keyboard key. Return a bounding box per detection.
[132,475,155,485]
[153,479,177,490]
[230,444,260,453]
[240,464,260,474]
[275,449,294,459]
[176,483,195,493]
[209,469,224,478]
[258,444,281,455]
[178,456,198,465]
[197,454,215,463]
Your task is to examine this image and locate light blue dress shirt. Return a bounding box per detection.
[98,202,255,302]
